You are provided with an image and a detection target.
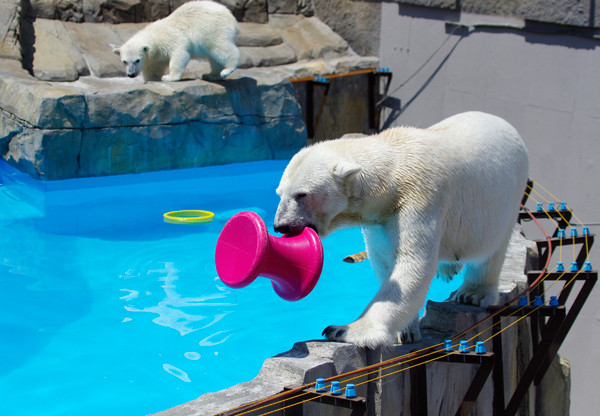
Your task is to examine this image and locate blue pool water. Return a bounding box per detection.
[0,160,463,416]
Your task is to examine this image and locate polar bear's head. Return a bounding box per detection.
[113,43,149,78]
[274,147,361,238]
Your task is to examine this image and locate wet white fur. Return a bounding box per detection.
[113,1,239,82]
[274,112,529,348]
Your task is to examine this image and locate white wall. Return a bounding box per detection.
[379,4,600,414]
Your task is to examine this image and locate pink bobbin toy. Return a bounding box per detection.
[215,211,324,301]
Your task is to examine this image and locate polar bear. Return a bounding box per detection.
[274,111,529,348]
[113,1,239,82]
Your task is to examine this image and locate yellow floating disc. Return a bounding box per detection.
[163,210,215,224]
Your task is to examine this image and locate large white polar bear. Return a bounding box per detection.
[113,1,239,82]
[274,111,529,348]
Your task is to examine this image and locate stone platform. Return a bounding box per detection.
[152,228,571,416]
[0,0,378,180]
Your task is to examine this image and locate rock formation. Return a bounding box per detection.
[0,0,378,180]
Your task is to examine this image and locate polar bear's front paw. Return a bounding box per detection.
[397,319,421,344]
[322,320,394,348]
[323,325,348,341]
[450,285,498,308]
[162,74,182,82]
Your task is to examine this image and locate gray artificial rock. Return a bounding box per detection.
[240,43,297,67]
[241,0,268,23]
[0,71,308,179]
[460,0,522,17]
[0,0,21,60]
[238,21,283,47]
[268,0,314,16]
[27,14,354,80]
[394,0,458,10]
[269,14,349,61]
[32,19,89,81]
[312,0,381,57]
[537,356,571,416]
[220,0,268,23]
[63,21,143,78]
[1,0,379,179]
[517,0,593,27]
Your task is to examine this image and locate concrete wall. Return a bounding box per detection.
[377,4,600,414]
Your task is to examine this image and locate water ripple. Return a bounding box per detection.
[163,364,191,383]
[121,262,233,335]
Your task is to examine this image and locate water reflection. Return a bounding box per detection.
[120,262,232,336]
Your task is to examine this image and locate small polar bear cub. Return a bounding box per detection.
[274,112,529,348]
[113,1,240,82]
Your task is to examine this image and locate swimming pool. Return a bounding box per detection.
[0,160,463,416]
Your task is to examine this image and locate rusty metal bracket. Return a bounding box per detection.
[410,350,495,416]
[305,77,331,139]
[281,385,366,416]
[368,69,393,132]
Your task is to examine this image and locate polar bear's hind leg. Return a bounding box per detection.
[204,41,239,80]
[449,239,510,308]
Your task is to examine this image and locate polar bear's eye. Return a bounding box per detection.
[135,59,140,64]
[294,193,307,200]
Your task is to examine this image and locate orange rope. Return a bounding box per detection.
[289,68,378,83]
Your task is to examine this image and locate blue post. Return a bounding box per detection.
[533,296,543,306]
[584,261,592,272]
[518,296,528,306]
[444,339,453,352]
[315,378,326,392]
[475,341,486,354]
[459,340,470,353]
[556,261,565,272]
[570,262,579,272]
[549,296,559,307]
[345,384,357,398]
[330,380,342,396]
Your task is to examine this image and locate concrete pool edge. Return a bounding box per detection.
[152,227,571,416]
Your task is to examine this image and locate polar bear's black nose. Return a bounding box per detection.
[274,224,292,234]
[127,73,136,78]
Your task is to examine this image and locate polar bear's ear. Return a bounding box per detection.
[113,48,121,56]
[333,162,361,182]
[333,162,362,196]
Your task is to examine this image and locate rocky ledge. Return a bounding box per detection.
[0,0,378,180]
[152,228,571,416]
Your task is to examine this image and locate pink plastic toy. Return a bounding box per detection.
[215,211,324,301]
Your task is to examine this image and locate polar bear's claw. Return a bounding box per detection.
[323,322,395,348]
[450,286,498,309]
[322,326,346,340]
[398,321,421,344]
